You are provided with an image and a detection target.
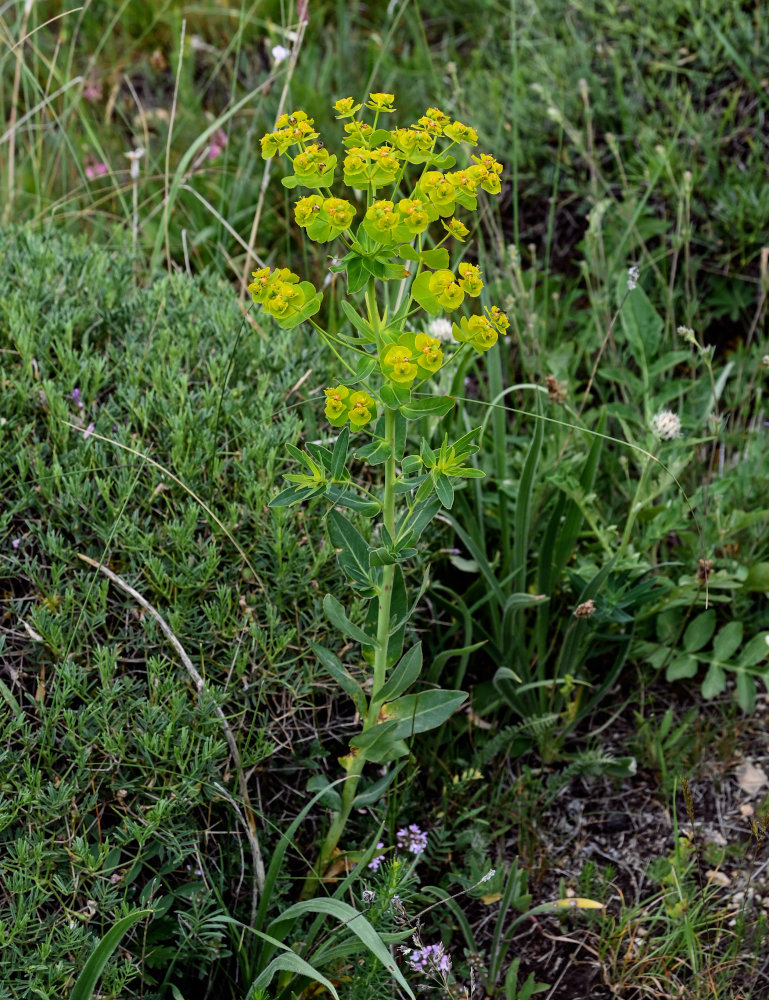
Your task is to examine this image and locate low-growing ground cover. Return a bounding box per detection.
[1,2,769,999]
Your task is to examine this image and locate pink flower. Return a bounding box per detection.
[83,81,102,102]
[84,159,108,181]
[206,128,228,161]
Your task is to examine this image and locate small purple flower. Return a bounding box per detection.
[72,388,84,410]
[396,824,428,855]
[83,422,95,440]
[368,842,385,871]
[11,538,21,549]
[408,942,451,975]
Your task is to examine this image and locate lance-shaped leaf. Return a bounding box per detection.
[375,643,423,704]
[267,899,415,999]
[377,688,468,739]
[324,593,379,647]
[327,509,374,588]
[349,720,405,762]
[341,298,376,342]
[310,641,366,716]
[352,762,407,808]
[330,427,350,480]
[325,485,381,518]
[70,910,153,1000]
[269,484,324,507]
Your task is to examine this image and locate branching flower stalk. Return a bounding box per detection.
[249,93,507,898]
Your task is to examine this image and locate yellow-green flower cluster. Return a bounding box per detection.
[427,264,484,310]
[333,96,362,118]
[295,195,355,242]
[344,144,401,190]
[380,332,444,386]
[248,266,315,323]
[366,92,396,113]
[260,110,318,158]
[452,306,510,353]
[292,143,336,187]
[324,386,376,427]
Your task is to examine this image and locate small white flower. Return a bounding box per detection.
[651,409,681,441]
[427,317,452,342]
[627,264,640,291]
[362,889,376,904]
[125,147,145,181]
[479,869,496,884]
[271,44,290,65]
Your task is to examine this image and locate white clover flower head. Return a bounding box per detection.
[651,409,681,441]
[427,317,452,343]
[271,44,290,65]
[627,264,640,291]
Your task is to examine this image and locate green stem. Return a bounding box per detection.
[302,405,398,899]
[618,451,653,558]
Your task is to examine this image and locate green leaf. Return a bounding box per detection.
[278,291,323,330]
[70,910,152,1000]
[712,621,743,662]
[346,256,369,294]
[375,644,423,703]
[380,383,410,408]
[744,562,769,592]
[280,174,300,189]
[420,247,450,270]
[268,485,322,507]
[357,436,392,465]
[323,593,379,647]
[327,509,372,588]
[379,688,468,738]
[619,278,663,363]
[307,775,342,810]
[270,899,415,999]
[683,610,716,653]
[738,633,769,667]
[410,271,442,315]
[310,642,366,716]
[400,496,441,543]
[701,661,726,699]
[736,671,757,714]
[341,298,376,341]
[355,355,378,381]
[401,396,455,419]
[325,486,381,517]
[666,653,699,681]
[349,720,403,761]
[433,472,454,509]
[330,427,350,480]
[352,764,405,808]
[246,952,340,1000]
